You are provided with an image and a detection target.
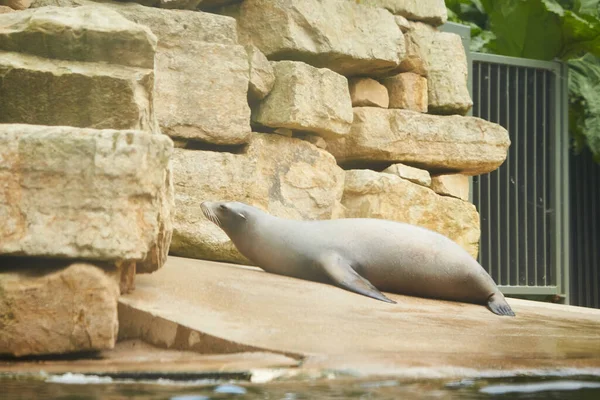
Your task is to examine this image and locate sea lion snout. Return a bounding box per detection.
[200,201,223,226]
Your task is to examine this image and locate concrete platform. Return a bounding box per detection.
[115,256,600,376]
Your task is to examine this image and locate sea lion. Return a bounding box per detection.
[201,201,515,316]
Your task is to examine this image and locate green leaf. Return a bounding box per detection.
[568,54,600,161]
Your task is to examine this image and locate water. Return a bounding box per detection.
[2,374,600,400]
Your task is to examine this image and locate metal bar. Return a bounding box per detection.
[523,66,529,286]
[542,70,547,286]
[560,62,570,303]
[515,66,521,286]
[471,52,562,72]
[487,62,494,280]
[533,70,538,286]
[496,65,503,284]
[553,67,564,300]
[505,65,511,286]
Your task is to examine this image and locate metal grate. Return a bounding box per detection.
[470,53,570,298]
[570,149,600,307]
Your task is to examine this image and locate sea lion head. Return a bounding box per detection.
[200,201,254,234]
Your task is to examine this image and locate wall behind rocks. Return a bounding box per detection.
[25,0,510,264]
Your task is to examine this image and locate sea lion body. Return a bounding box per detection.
[201,201,515,316]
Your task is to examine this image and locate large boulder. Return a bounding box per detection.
[341,169,480,259]
[222,0,405,77]
[324,108,510,175]
[0,51,156,132]
[0,262,119,357]
[170,133,345,263]
[401,22,472,115]
[348,77,389,108]
[367,0,447,26]
[381,72,428,112]
[0,5,156,68]
[0,0,32,10]
[253,61,353,138]
[246,44,275,102]
[0,124,173,266]
[30,0,252,145]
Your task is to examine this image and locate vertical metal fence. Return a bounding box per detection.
[469,54,570,299]
[570,149,600,308]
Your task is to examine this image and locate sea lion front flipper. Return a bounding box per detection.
[318,253,396,304]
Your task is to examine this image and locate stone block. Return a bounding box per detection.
[324,108,510,175]
[381,72,428,112]
[431,174,470,201]
[342,169,479,259]
[349,78,389,108]
[0,124,173,263]
[0,5,156,68]
[382,163,431,187]
[0,262,119,357]
[224,0,405,76]
[246,44,275,102]
[368,0,447,26]
[170,133,345,263]
[253,61,353,138]
[0,0,31,10]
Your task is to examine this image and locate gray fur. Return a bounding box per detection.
[201,201,515,316]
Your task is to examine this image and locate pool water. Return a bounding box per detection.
[2,374,600,400]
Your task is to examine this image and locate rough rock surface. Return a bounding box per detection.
[0,262,119,357]
[341,169,479,259]
[368,0,447,26]
[0,5,13,12]
[0,51,156,132]
[0,124,173,263]
[382,163,431,187]
[381,72,428,112]
[0,5,156,68]
[401,22,472,115]
[253,61,353,138]
[246,44,275,102]
[224,0,405,76]
[30,0,252,145]
[0,0,32,10]
[170,133,345,263]
[431,174,470,201]
[325,108,510,175]
[349,78,389,108]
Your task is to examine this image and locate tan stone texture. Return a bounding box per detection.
[381,72,428,112]
[431,174,470,201]
[0,51,156,132]
[170,133,345,263]
[368,0,447,26]
[0,5,15,12]
[341,169,479,259]
[253,61,353,138]
[246,44,275,101]
[349,77,389,108]
[0,262,119,357]
[0,6,156,68]
[224,0,405,76]
[401,22,472,115]
[382,163,431,187]
[0,0,32,10]
[30,0,252,145]
[0,124,173,263]
[324,108,510,175]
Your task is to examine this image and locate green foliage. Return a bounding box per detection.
[446,0,600,161]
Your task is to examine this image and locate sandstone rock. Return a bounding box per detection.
[253,61,353,138]
[0,5,15,12]
[0,6,156,68]
[30,0,252,145]
[224,0,405,76]
[197,0,240,9]
[0,124,174,263]
[431,174,470,201]
[349,78,389,108]
[324,108,511,175]
[0,51,156,132]
[382,163,431,187]
[0,262,119,357]
[381,72,428,112]
[368,0,447,26]
[294,132,327,150]
[170,133,345,263]
[0,0,31,10]
[394,15,410,32]
[401,22,472,115]
[246,45,275,102]
[342,169,479,259]
[157,0,200,9]
[107,261,137,294]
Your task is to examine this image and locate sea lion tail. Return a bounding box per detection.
[487,292,516,317]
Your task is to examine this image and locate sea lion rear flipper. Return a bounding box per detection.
[318,253,396,304]
[487,292,516,317]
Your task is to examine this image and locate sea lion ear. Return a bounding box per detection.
[238,212,246,220]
